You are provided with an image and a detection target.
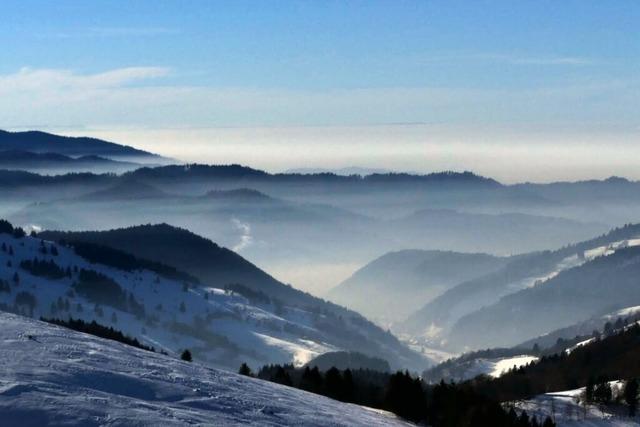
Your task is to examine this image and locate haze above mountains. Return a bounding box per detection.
[3,129,640,368]
[4,128,640,425]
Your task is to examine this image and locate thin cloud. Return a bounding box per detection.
[0,67,635,131]
[0,66,170,92]
[86,27,180,37]
[46,27,179,39]
[421,53,595,66]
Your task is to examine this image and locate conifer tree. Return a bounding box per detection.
[624,378,639,416]
[181,349,192,362]
[239,363,253,377]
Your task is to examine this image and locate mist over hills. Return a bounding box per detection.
[37,223,427,370]
[448,243,640,350]
[328,250,508,323]
[398,223,640,351]
[0,150,143,174]
[1,160,615,293]
[3,131,640,365]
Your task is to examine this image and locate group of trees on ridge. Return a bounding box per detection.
[41,317,156,352]
[239,363,554,427]
[472,322,640,404]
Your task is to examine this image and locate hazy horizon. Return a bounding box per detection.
[53,124,637,184]
[2,1,638,183]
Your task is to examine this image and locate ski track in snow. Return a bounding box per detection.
[0,312,412,427]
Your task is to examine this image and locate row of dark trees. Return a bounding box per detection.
[473,323,640,406]
[20,257,69,280]
[240,363,554,427]
[0,219,25,238]
[41,317,156,352]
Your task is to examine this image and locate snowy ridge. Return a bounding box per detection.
[511,238,640,293]
[0,232,344,370]
[425,354,539,383]
[0,312,411,426]
[513,382,638,427]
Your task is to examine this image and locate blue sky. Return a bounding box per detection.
[1,1,639,181]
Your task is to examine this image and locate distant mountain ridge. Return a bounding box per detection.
[0,130,159,159]
[126,164,502,187]
[0,149,144,174]
[448,243,640,350]
[328,250,508,323]
[398,223,640,350]
[38,223,429,370]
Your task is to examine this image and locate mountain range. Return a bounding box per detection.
[33,222,427,370]
[397,223,640,351]
[0,130,158,159]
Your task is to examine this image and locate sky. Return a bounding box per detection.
[1,0,639,182]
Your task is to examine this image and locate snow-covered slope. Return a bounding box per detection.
[0,231,370,370]
[451,355,539,382]
[0,312,410,426]
[423,352,539,383]
[513,382,638,427]
[400,233,640,350]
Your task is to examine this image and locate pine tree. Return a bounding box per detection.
[603,321,614,337]
[624,378,639,416]
[594,378,612,404]
[50,245,59,256]
[300,366,323,393]
[181,349,192,362]
[12,272,19,285]
[342,369,355,403]
[272,366,292,386]
[111,312,118,323]
[585,377,595,403]
[542,416,555,427]
[324,367,343,400]
[239,363,253,377]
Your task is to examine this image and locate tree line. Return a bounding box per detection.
[41,317,155,352]
[239,363,554,427]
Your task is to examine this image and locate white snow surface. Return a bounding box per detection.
[0,312,411,427]
[512,382,639,426]
[565,337,596,354]
[445,355,539,382]
[511,237,640,293]
[487,355,539,377]
[0,233,343,370]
